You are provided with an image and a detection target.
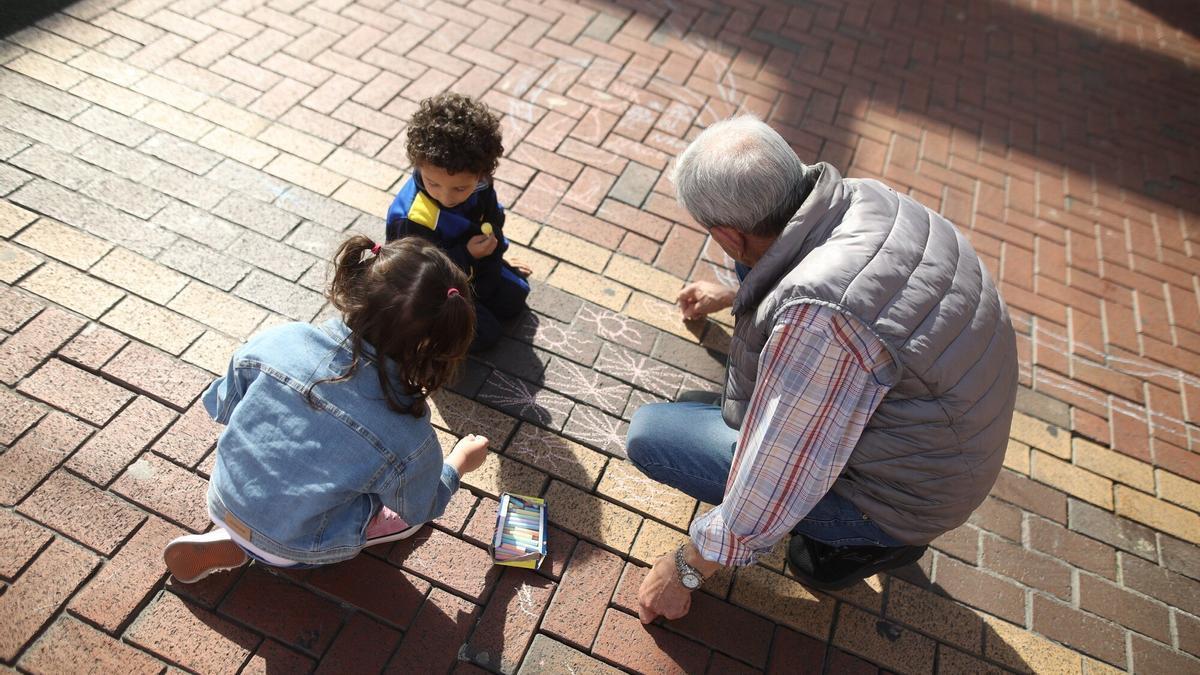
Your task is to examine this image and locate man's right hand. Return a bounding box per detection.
[447,434,489,474]
[677,281,736,320]
[467,234,498,259]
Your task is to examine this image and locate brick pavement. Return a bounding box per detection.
[1,0,1198,673]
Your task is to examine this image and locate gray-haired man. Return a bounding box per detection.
[627,115,1017,623]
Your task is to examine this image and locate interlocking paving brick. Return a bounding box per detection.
[544,480,641,553]
[72,375,171,464]
[542,541,624,649]
[219,565,345,656]
[506,422,608,490]
[112,453,210,532]
[478,370,575,431]
[548,263,630,312]
[885,578,983,654]
[18,358,131,425]
[1078,572,1171,644]
[234,269,326,321]
[0,409,92,507]
[385,588,481,674]
[0,200,37,237]
[1026,515,1117,580]
[1116,485,1200,544]
[315,613,401,675]
[168,280,268,338]
[730,564,836,640]
[833,603,937,674]
[68,516,182,632]
[388,527,500,602]
[91,247,188,304]
[0,509,50,580]
[1031,593,1127,666]
[101,295,204,355]
[0,240,43,283]
[18,469,144,555]
[18,614,164,674]
[562,404,628,458]
[531,226,611,272]
[0,537,99,661]
[592,608,710,674]
[0,306,83,385]
[18,260,124,318]
[11,143,105,191]
[517,634,624,675]
[226,230,317,281]
[157,238,251,290]
[306,553,432,629]
[597,459,696,529]
[462,569,555,673]
[980,613,1084,673]
[1121,551,1200,617]
[933,554,1027,626]
[128,591,259,674]
[981,533,1072,599]
[102,338,212,408]
[1032,451,1114,509]
[15,217,113,269]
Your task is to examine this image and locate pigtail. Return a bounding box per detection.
[328,234,379,307]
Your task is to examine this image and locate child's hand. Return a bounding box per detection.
[447,434,489,475]
[508,259,533,278]
[467,234,499,259]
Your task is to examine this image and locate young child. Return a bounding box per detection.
[386,92,530,353]
[164,235,491,582]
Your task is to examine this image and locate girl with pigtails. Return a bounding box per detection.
[164,235,491,582]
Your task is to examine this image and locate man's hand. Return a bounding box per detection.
[637,552,693,624]
[467,234,499,259]
[446,434,489,474]
[676,281,736,321]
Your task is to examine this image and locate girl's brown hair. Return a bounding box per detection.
[319,235,475,417]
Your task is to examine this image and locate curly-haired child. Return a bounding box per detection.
[386,92,531,353]
[163,236,491,581]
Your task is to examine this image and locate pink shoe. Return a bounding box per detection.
[163,529,248,583]
[365,507,423,546]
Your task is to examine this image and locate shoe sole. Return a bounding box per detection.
[164,538,248,584]
[788,539,927,591]
[365,523,423,547]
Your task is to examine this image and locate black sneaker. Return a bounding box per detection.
[787,534,927,591]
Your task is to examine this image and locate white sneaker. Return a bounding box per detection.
[364,507,424,546]
[164,529,249,583]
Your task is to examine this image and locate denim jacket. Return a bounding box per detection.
[203,319,460,565]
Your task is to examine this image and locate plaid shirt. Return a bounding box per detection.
[690,303,893,566]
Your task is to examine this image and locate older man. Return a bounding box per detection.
[627,115,1017,623]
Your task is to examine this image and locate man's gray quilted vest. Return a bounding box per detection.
[723,163,1017,545]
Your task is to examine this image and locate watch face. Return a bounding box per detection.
[681,572,702,589]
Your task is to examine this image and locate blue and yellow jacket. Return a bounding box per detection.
[385,170,509,297]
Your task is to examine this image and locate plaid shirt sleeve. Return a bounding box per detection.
[689,302,894,566]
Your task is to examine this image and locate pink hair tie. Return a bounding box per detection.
[370,243,381,255]
[447,287,461,298]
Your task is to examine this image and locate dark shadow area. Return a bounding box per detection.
[1127,0,1200,39]
[0,0,80,38]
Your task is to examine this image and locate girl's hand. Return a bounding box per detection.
[447,434,490,474]
[467,234,498,259]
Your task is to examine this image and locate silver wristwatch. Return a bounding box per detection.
[674,544,703,590]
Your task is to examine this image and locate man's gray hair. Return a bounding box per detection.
[672,115,812,237]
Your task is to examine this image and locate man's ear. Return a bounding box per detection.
[709,226,745,259]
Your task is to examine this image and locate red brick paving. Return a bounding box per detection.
[2,0,1199,673]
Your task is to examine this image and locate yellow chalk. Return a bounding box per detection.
[481,223,493,236]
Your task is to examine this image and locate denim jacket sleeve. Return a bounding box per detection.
[202,352,254,424]
[376,431,463,525]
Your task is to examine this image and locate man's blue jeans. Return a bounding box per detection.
[626,398,904,548]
